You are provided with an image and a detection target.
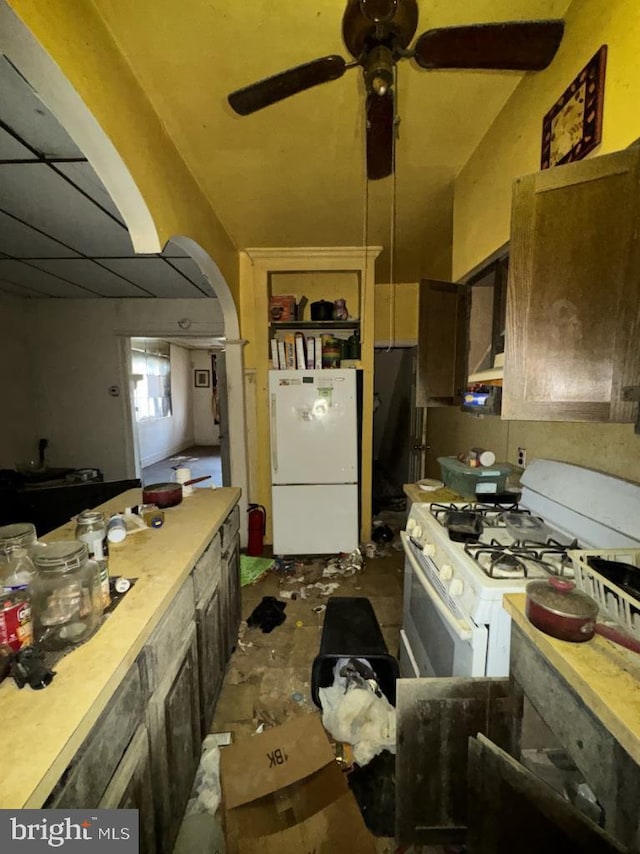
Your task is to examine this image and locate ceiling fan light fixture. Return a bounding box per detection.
[364,45,394,96]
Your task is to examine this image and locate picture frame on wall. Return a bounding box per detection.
[541,45,607,170]
[194,369,210,388]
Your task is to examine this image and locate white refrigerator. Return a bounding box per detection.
[269,369,359,555]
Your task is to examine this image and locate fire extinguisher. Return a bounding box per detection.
[247,504,266,556]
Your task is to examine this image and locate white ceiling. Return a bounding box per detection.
[0,56,217,301]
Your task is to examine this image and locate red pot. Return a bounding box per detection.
[142,476,211,508]
[525,577,598,642]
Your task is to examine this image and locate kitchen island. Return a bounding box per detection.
[504,593,640,849]
[0,486,241,852]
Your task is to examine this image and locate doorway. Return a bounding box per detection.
[127,337,229,488]
[373,347,418,511]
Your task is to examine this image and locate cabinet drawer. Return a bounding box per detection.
[141,578,195,692]
[45,664,144,808]
[192,533,222,605]
[221,505,240,552]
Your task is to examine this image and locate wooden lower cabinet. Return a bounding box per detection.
[39,504,239,854]
[99,726,156,854]
[195,583,224,736]
[396,676,628,852]
[147,627,201,854]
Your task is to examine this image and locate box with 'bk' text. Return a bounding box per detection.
[220,715,375,853]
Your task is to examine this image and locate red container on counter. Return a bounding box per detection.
[0,592,32,652]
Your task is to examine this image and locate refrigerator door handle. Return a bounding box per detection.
[270,392,278,472]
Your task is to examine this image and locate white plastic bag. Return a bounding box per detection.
[319,683,396,766]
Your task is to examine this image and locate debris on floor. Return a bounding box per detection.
[239,554,274,587]
[173,734,226,854]
[246,596,287,633]
[323,548,364,578]
[272,549,365,603]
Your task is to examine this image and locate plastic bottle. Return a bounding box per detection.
[2,547,35,592]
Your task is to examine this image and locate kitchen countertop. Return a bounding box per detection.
[504,593,640,766]
[0,485,241,809]
[403,482,463,505]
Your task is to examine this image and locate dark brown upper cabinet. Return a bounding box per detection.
[417,279,469,406]
[503,147,640,423]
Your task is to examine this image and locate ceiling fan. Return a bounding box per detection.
[227,0,564,180]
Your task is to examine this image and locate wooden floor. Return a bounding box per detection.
[142,445,222,486]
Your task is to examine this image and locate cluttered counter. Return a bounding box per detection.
[504,593,640,848]
[0,486,241,815]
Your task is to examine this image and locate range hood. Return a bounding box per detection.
[468,351,504,384]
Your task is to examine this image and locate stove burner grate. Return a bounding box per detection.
[430,501,522,531]
[464,539,574,579]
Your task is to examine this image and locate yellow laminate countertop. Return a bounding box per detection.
[504,593,640,766]
[0,486,241,809]
[403,483,463,505]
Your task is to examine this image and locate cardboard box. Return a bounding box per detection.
[269,294,297,322]
[221,715,376,853]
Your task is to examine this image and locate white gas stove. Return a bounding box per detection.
[400,459,640,679]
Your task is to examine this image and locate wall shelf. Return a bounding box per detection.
[270,320,359,331]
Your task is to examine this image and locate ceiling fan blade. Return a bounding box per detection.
[366,90,394,180]
[414,20,564,71]
[228,55,347,115]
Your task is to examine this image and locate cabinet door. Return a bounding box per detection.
[223,535,241,659]
[396,676,511,847]
[467,735,625,853]
[417,279,469,406]
[44,663,144,808]
[99,726,156,854]
[196,584,224,735]
[148,628,201,854]
[504,148,640,422]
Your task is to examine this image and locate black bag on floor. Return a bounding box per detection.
[247,596,286,633]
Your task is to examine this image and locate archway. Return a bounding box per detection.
[0,0,249,541]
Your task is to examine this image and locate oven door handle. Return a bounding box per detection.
[401,531,474,642]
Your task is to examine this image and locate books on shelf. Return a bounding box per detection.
[270,330,356,370]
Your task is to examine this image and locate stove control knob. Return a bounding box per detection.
[406,518,416,532]
[412,525,423,539]
[449,578,464,597]
[440,564,454,581]
[421,542,435,557]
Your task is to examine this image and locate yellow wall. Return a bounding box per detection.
[453,0,640,280]
[8,0,238,299]
[433,0,640,485]
[374,283,419,344]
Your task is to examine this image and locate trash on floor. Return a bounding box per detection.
[277,558,345,601]
[318,657,396,767]
[173,734,226,854]
[246,596,287,633]
[323,548,363,578]
[240,554,274,587]
[220,715,376,853]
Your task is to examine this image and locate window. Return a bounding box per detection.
[131,339,172,420]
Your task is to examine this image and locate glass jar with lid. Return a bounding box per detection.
[0,522,37,556]
[0,523,38,652]
[75,510,110,607]
[30,541,103,651]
